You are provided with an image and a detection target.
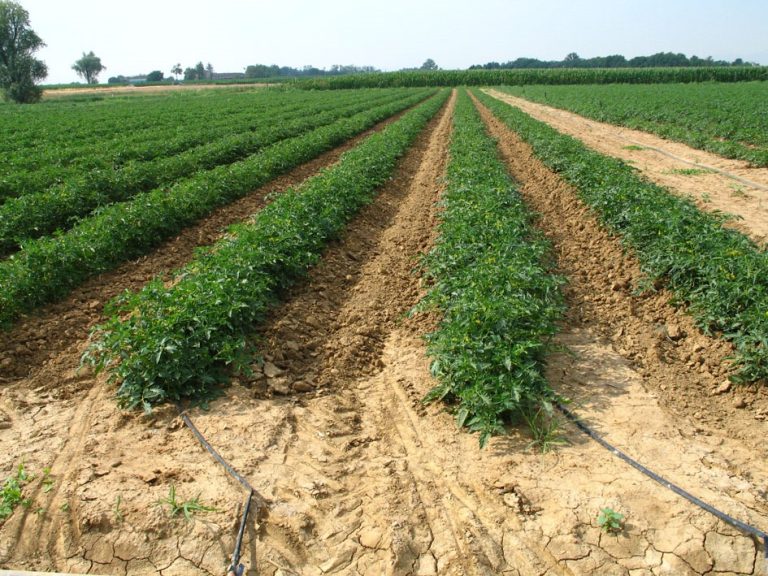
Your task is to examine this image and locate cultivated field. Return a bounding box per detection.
[1,83,767,575]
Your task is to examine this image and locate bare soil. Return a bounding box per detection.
[484,89,768,247]
[0,90,766,576]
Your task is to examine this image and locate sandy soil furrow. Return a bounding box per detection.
[475,94,768,576]
[226,87,578,576]
[484,89,768,246]
[216,89,563,575]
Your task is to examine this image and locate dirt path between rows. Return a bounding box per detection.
[475,94,768,575]
[484,89,768,247]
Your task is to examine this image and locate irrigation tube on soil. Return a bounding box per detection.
[556,402,768,571]
[177,405,258,576]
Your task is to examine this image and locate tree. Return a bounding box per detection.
[205,62,213,80]
[171,63,182,80]
[146,70,164,82]
[194,61,205,79]
[72,51,105,84]
[564,52,581,66]
[420,58,438,71]
[0,1,47,103]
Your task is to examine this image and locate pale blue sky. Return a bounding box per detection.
[20,0,768,84]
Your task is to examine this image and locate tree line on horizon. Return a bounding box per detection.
[470,51,757,70]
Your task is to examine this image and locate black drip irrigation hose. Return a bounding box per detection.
[556,402,768,572]
[177,405,257,576]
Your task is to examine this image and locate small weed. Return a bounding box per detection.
[522,404,569,453]
[622,145,645,151]
[157,484,217,521]
[0,462,33,521]
[700,192,712,203]
[666,167,713,176]
[729,184,749,198]
[114,494,124,523]
[42,467,54,494]
[60,502,69,512]
[598,507,625,534]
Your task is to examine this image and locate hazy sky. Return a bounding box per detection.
[20,0,768,84]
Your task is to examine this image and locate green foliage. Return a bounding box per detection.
[157,485,216,521]
[145,70,164,82]
[41,466,54,493]
[476,89,768,383]
[72,51,105,84]
[598,507,625,534]
[85,90,449,409]
[667,168,713,175]
[0,462,32,521]
[0,1,47,103]
[299,67,768,90]
[113,494,124,522]
[0,89,435,326]
[0,89,415,252]
[415,90,565,446]
[498,83,768,167]
[0,88,403,203]
[522,404,569,453]
[184,62,207,81]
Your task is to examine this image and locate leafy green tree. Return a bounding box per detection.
[72,51,105,84]
[205,62,213,79]
[146,70,163,82]
[564,52,581,66]
[420,58,438,71]
[171,63,182,80]
[194,61,205,79]
[0,0,47,103]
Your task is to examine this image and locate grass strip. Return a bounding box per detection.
[0,90,435,326]
[85,90,450,410]
[475,89,768,384]
[414,90,565,446]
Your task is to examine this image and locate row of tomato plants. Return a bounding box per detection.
[0,90,413,253]
[0,89,436,326]
[1,91,299,200]
[413,90,565,446]
[497,83,768,167]
[84,90,450,410]
[475,89,768,383]
[0,88,287,156]
[0,89,398,202]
